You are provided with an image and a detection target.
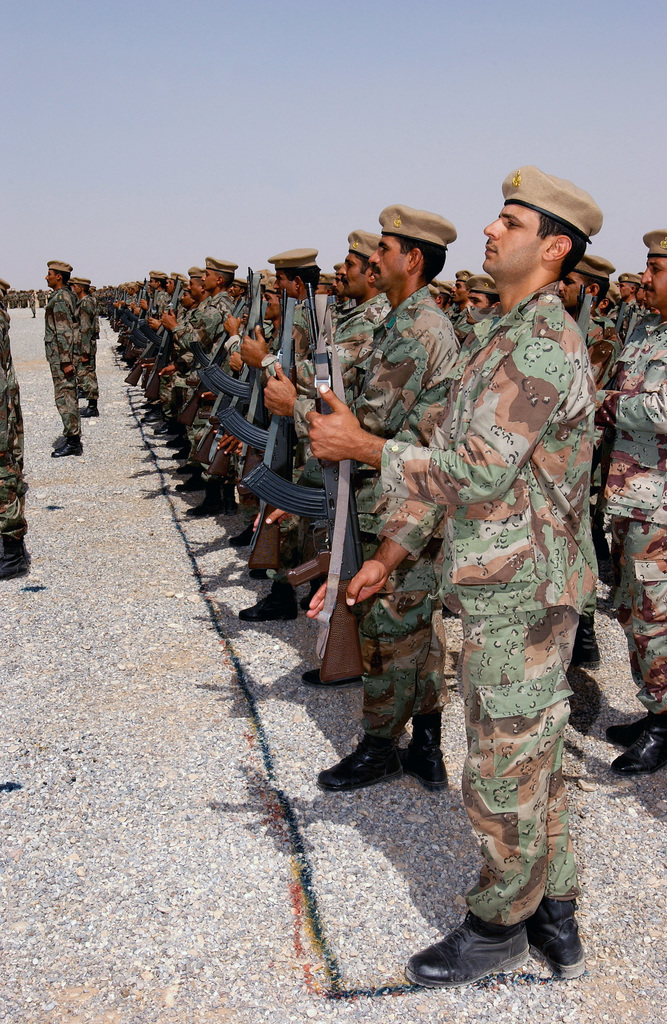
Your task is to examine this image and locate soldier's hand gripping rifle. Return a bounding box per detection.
[242,288,364,682]
[177,296,246,427]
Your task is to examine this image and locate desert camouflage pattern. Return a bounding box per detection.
[151,287,170,317]
[208,290,236,320]
[44,286,81,437]
[0,303,27,540]
[292,293,390,438]
[586,314,622,389]
[611,518,667,713]
[378,284,597,618]
[462,607,579,924]
[173,296,225,363]
[603,321,667,524]
[76,292,99,400]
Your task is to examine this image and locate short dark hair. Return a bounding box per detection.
[220,271,234,288]
[283,265,321,289]
[396,236,446,283]
[60,270,71,286]
[576,271,610,303]
[537,214,587,279]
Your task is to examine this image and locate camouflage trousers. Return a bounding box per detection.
[612,517,667,714]
[461,607,579,925]
[359,535,447,740]
[76,344,99,400]
[48,360,81,437]
[0,380,26,540]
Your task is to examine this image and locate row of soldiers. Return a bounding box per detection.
[5,164,667,987]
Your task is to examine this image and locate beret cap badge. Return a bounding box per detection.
[393,217,402,228]
[661,238,667,250]
[512,171,522,188]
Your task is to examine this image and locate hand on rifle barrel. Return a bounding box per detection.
[224,314,241,337]
[307,386,383,466]
[306,559,390,619]
[264,362,297,416]
[229,351,243,372]
[161,310,178,331]
[148,316,162,330]
[217,433,243,455]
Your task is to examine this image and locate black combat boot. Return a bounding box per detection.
[0,538,30,580]
[51,435,83,458]
[399,713,448,791]
[174,466,205,492]
[592,524,610,562]
[185,478,225,517]
[222,482,238,514]
[405,913,529,988]
[80,399,99,418]
[605,715,650,746]
[141,405,162,425]
[238,581,297,622]
[611,712,667,774]
[570,614,600,670]
[229,523,255,547]
[317,733,403,792]
[525,897,585,979]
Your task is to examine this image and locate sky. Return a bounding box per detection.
[1,0,665,287]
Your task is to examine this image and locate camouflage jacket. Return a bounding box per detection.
[151,288,170,316]
[292,293,390,438]
[352,286,458,533]
[44,287,78,365]
[77,294,97,357]
[208,290,235,319]
[603,319,667,524]
[172,295,224,357]
[377,284,597,616]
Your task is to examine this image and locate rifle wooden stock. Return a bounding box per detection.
[192,426,216,465]
[247,509,281,570]
[125,360,146,385]
[208,448,231,476]
[140,362,154,390]
[286,552,331,587]
[237,448,263,497]
[144,367,162,400]
[319,580,363,683]
[178,385,203,426]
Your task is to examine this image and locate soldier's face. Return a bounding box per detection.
[484,205,547,285]
[342,253,369,299]
[202,269,219,292]
[642,259,667,318]
[45,269,59,288]
[368,235,409,292]
[189,277,206,300]
[264,290,281,320]
[453,280,469,303]
[619,281,636,300]
[468,291,492,309]
[274,269,299,298]
[558,272,586,312]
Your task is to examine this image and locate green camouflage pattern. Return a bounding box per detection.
[379,284,597,617]
[76,293,99,400]
[44,286,80,436]
[586,314,621,389]
[462,607,579,924]
[611,517,667,713]
[0,303,27,540]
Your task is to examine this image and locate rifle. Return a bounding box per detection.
[247,295,297,570]
[242,289,364,682]
[143,278,184,399]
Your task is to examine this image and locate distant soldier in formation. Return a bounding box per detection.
[70,276,100,418]
[0,277,29,579]
[44,260,82,457]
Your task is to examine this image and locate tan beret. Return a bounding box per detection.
[455,270,473,282]
[618,272,642,285]
[643,230,667,257]
[170,271,185,280]
[0,277,10,293]
[232,277,247,287]
[70,276,91,286]
[427,283,440,298]
[467,274,498,296]
[379,205,457,250]
[319,272,335,286]
[268,248,319,270]
[438,280,454,297]
[333,262,344,272]
[188,266,206,279]
[262,274,277,291]
[348,229,381,259]
[607,282,621,304]
[502,166,603,242]
[573,255,615,281]
[47,260,73,274]
[149,270,168,280]
[204,257,239,275]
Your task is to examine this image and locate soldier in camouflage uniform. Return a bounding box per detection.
[70,277,100,418]
[296,214,459,792]
[0,277,29,579]
[44,260,82,458]
[599,230,667,775]
[308,167,602,985]
[446,269,473,333]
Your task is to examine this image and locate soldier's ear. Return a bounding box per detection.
[543,234,571,269]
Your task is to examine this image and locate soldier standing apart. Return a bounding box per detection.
[308,167,601,985]
[44,260,82,458]
[0,277,29,579]
[71,277,100,418]
[600,231,667,774]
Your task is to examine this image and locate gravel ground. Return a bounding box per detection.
[1,307,666,1024]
